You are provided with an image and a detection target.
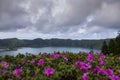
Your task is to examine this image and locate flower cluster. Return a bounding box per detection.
[37,59,44,66]
[44,68,55,76]
[0,61,9,68]
[13,67,23,78]
[0,52,120,80]
[75,61,91,70]
[51,52,60,59]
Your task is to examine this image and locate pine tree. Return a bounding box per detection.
[115,35,120,55]
[108,39,115,54]
[101,41,109,55]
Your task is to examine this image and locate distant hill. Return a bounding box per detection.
[0,38,111,49]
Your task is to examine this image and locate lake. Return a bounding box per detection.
[0,47,100,56]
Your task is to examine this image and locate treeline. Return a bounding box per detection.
[0,38,109,49]
[101,35,120,55]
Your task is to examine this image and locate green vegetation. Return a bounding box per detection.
[0,38,110,50]
[101,33,120,55]
[0,52,120,80]
[101,41,109,55]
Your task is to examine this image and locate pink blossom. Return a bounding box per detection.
[31,60,35,65]
[118,70,120,74]
[79,62,91,70]
[100,53,106,58]
[85,63,92,69]
[98,68,105,75]
[1,69,8,73]
[38,59,44,66]
[93,68,97,73]
[64,57,68,62]
[75,61,80,68]
[51,53,60,59]
[99,59,104,66]
[109,75,120,80]
[13,67,23,77]
[87,54,94,63]
[93,66,105,75]
[44,68,55,76]
[93,66,100,73]
[0,61,9,68]
[82,72,89,80]
[106,68,114,76]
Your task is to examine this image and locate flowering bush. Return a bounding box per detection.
[44,67,55,76]
[0,52,120,80]
[37,59,44,66]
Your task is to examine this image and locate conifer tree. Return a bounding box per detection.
[115,35,120,55]
[108,39,115,54]
[101,41,109,55]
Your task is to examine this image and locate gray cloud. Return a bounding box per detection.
[90,0,120,30]
[0,0,29,31]
[0,0,119,39]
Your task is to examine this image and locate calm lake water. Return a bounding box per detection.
[0,47,100,56]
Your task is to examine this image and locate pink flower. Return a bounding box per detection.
[0,61,9,68]
[75,61,80,68]
[109,75,120,80]
[44,68,55,76]
[106,68,114,76]
[118,70,120,74]
[51,53,60,59]
[87,54,94,63]
[93,66,100,73]
[13,67,23,77]
[98,68,105,75]
[85,63,92,69]
[31,60,35,65]
[82,72,89,80]
[1,69,8,73]
[38,59,44,66]
[93,68,97,73]
[79,62,91,70]
[64,57,68,62]
[99,59,104,66]
[100,53,106,58]
[93,66,105,75]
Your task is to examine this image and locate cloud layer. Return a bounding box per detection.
[0,0,119,39]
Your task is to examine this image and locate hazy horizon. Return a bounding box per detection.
[0,37,115,40]
[0,0,120,39]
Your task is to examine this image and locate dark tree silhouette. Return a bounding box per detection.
[108,39,115,54]
[101,41,109,55]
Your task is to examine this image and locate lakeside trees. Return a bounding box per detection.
[101,41,109,55]
[0,38,106,50]
[101,32,120,55]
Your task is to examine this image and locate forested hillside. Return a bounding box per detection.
[0,38,110,49]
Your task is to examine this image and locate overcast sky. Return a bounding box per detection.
[0,0,120,40]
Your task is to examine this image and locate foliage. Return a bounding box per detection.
[115,36,120,55]
[0,52,120,80]
[101,41,109,55]
[108,39,116,54]
[101,35,120,55]
[0,38,107,49]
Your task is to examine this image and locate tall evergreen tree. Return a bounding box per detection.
[108,39,115,54]
[115,35,120,55]
[101,41,109,55]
